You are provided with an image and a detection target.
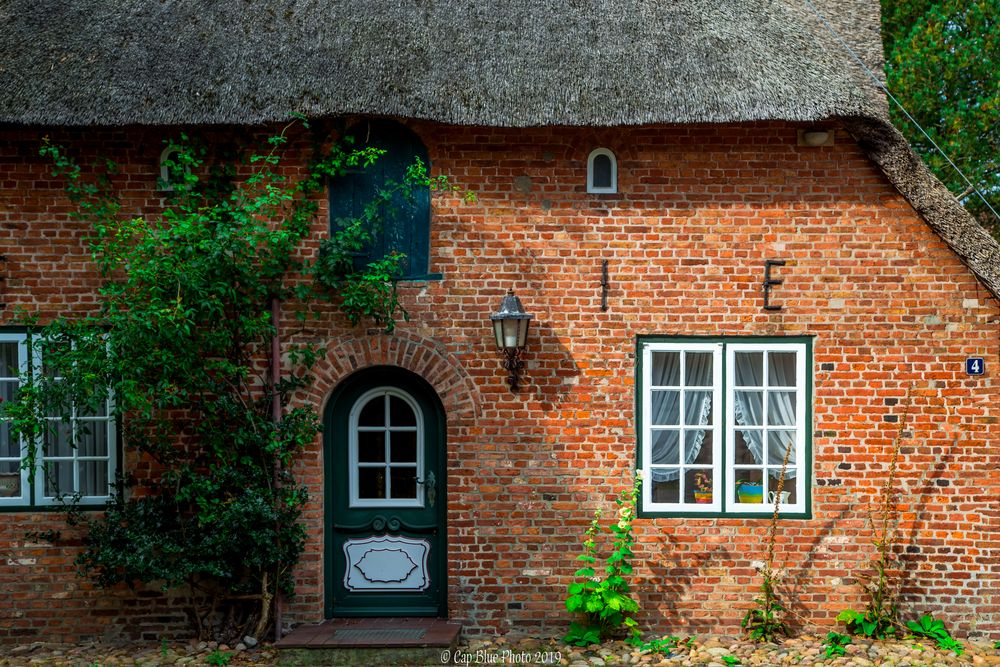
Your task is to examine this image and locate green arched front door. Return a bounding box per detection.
[324,367,447,617]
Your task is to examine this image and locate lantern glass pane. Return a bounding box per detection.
[492,320,505,349]
[501,319,519,349]
[516,319,530,347]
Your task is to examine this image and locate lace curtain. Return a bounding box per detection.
[732,353,797,479]
[649,352,712,482]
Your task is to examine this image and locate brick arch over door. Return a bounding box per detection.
[307,332,481,425]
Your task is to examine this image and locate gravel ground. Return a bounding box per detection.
[1,633,999,666]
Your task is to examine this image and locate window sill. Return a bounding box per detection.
[0,501,112,513]
[397,273,443,282]
[639,509,812,520]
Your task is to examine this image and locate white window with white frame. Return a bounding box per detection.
[348,387,424,509]
[0,332,117,507]
[639,338,810,516]
[587,148,618,194]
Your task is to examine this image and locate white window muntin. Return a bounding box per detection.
[0,333,31,506]
[642,342,723,513]
[587,148,618,194]
[35,392,117,507]
[725,342,807,514]
[348,387,424,509]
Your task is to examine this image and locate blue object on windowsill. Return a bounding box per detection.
[736,483,763,503]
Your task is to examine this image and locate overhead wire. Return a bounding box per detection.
[800,0,1000,225]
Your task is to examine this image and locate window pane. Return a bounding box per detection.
[0,422,17,458]
[734,469,763,503]
[79,460,108,496]
[767,352,797,386]
[76,396,108,418]
[650,352,680,386]
[734,429,762,466]
[592,154,612,188]
[77,420,109,457]
[44,461,75,497]
[767,431,796,467]
[767,392,796,426]
[685,352,713,386]
[43,421,73,457]
[0,343,17,377]
[0,379,16,403]
[390,467,417,499]
[357,431,385,463]
[684,430,713,464]
[733,391,762,425]
[358,467,386,499]
[389,395,416,426]
[44,396,71,419]
[766,479,797,505]
[650,473,679,503]
[650,391,679,425]
[358,396,385,426]
[734,352,763,386]
[685,390,713,426]
[685,469,713,504]
[390,431,417,462]
[0,463,21,498]
[650,430,680,466]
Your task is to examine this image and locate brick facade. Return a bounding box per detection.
[1,121,997,643]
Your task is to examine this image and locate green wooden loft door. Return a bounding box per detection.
[324,367,446,617]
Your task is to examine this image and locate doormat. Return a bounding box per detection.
[331,628,428,641]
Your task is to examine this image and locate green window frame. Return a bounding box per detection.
[636,336,813,518]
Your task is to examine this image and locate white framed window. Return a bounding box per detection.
[0,331,117,508]
[348,387,424,509]
[639,337,810,516]
[587,148,617,194]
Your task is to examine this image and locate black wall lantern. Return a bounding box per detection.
[490,289,533,391]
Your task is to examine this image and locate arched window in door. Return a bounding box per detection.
[349,387,424,508]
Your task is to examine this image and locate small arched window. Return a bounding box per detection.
[158,147,179,191]
[587,148,617,194]
[329,121,432,279]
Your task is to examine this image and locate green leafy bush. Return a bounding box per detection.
[837,608,896,640]
[822,631,851,658]
[906,614,964,655]
[564,474,643,647]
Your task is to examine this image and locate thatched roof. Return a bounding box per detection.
[0,0,887,127]
[0,0,996,297]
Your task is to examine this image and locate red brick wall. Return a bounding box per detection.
[1,121,997,643]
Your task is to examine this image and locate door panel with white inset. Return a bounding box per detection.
[325,367,445,617]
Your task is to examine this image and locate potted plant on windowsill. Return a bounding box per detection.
[693,472,713,504]
[735,479,763,503]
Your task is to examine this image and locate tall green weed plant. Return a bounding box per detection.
[564,474,643,647]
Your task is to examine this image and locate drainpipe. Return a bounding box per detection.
[270,296,283,642]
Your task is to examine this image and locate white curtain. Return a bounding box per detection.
[650,352,712,482]
[732,353,797,479]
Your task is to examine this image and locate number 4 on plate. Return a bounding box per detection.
[966,357,985,376]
